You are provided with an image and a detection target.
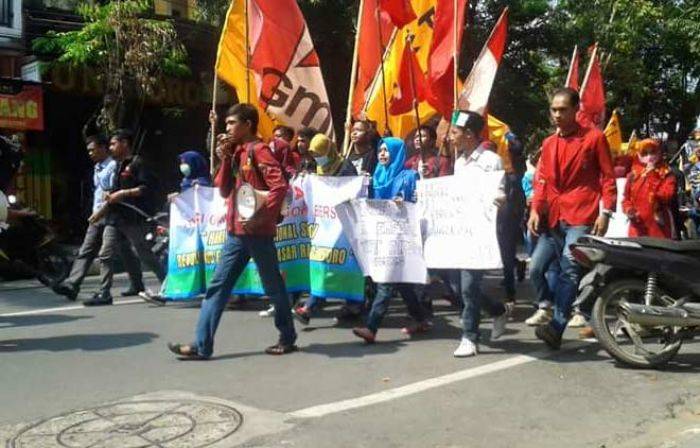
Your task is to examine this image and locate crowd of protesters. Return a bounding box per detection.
[26,87,700,360]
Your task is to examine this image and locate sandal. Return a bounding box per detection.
[401,320,433,336]
[167,342,208,360]
[264,343,298,355]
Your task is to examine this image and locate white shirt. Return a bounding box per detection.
[454,143,504,175]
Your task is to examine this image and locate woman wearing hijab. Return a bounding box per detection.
[623,139,677,238]
[178,151,212,190]
[293,134,360,325]
[141,150,211,305]
[352,137,431,343]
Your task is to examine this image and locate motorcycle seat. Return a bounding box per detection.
[626,237,700,253]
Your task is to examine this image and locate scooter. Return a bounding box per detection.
[571,235,700,368]
[0,195,71,286]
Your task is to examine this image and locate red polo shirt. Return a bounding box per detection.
[532,124,616,228]
[215,140,288,236]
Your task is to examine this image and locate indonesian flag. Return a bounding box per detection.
[389,44,428,115]
[216,0,335,139]
[456,7,509,115]
[351,0,395,118]
[565,45,580,91]
[577,45,606,129]
[427,0,468,119]
[380,0,417,28]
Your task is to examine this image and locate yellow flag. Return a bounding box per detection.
[487,114,513,173]
[215,0,275,138]
[364,0,437,138]
[604,110,623,155]
[626,129,638,155]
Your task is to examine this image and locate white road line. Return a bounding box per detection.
[0,299,145,317]
[288,341,589,419]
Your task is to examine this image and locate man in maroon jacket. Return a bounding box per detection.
[168,104,296,359]
[527,88,616,349]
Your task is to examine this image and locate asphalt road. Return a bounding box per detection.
[1,273,700,448]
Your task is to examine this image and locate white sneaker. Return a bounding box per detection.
[453,337,478,357]
[491,313,507,340]
[568,312,587,328]
[259,305,275,317]
[525,308,552,326]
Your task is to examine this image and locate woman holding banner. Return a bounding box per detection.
[352,137,432,343]
[293,133,361,325]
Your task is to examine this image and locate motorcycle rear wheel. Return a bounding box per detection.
[591,278,682,369]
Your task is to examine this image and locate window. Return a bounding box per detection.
[0,0,13,28]
[0,0,21,37]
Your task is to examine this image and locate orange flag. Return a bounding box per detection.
[380,0,417,28]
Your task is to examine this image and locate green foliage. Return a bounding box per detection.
[32,0,190,131]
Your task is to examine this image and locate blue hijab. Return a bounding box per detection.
[179,151,211,190]
[372,137,419,201]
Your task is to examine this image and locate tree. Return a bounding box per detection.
[32,0,189,135]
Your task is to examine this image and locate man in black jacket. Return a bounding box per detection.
[87,129,166,306]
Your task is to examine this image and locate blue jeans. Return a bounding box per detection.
[451,270,506,343]
[529,223,590,335]
[366,283,427,333]
[195,235,296,358]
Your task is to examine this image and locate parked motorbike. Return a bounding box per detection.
[572,235,700,368]
[0,195,71,286]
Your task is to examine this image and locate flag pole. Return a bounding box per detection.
[342,0,365,157]
[244,0,251,102]
[453,0,459,109]
[210,76,218,176]
[406,33,422,137]
[580,43,598,96]
[376,8,391,135]
[565,45,578,88]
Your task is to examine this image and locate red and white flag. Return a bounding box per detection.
[577,45,606,128]
[456,7,509,115]
[247,0,335,138]
[565,45,580,91]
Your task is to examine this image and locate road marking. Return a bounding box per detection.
[0,299,145,317]
[288,341,589,419]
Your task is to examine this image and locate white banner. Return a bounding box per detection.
[418,172,504,270]
[336,199,428,284]
[604,177,630,238]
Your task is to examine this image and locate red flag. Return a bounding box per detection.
[456,7,509,115]
[389,44,428,115]
[426,0,468,118]
[351,0,395,117]
[577,46,606,128]
[565,45,580,91]
[379,0,416,28]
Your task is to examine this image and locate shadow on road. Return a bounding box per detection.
[0,332,158,352]
[0,314,91,329]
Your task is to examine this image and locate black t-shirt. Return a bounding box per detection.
[106,155,157,225]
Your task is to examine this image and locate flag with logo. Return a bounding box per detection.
[216,0,335,139]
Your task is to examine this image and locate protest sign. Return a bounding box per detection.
[418,172,504,270]
[337,199,427,284]
[604,178,630,238]
[304,175,367,302]
[164,186,227,300]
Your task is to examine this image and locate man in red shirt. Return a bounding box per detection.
[527,88,616,349]
[168,104,297,359]
[404,125,452,178]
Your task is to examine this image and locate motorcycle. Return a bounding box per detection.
[0,194,71,286]
[571,235,700,368]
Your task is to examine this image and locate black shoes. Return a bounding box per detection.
[52,282,78,301]
[535,324,562,350]
[121,286,145,297]
[83,293,113,307]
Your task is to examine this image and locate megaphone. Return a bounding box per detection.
[236,183,293,221]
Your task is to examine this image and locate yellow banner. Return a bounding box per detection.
[364,0,437,138]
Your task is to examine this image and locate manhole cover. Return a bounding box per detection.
[8,399,243,448]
